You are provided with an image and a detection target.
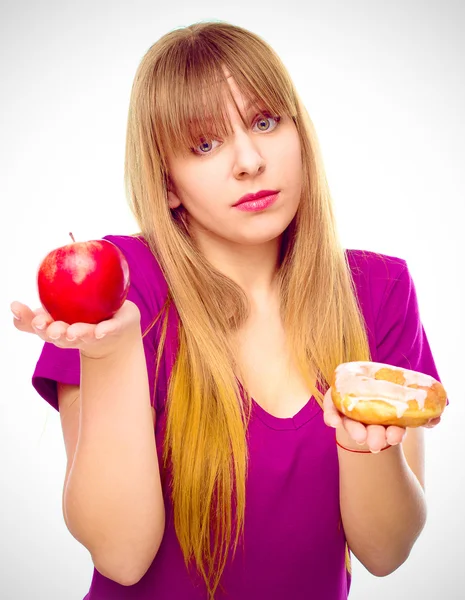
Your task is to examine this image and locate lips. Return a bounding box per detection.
[233,189,280,207]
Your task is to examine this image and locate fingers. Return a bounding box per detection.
[364,425,406,452]
[349,423,406,448]
[323,386,409,453]
[11,301,52,333]
[341,417,369,445]
[341,420,406,453]
[12,298,140,361]
[385,425,407,445]
[49,322,92,346]
[12,301,93,348]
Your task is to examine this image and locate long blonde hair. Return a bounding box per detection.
[124,21,371,599]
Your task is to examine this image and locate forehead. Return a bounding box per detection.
[155,63,293,166]
[199,71,264,110]
[189,94,266,127]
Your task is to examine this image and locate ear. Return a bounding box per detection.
[166,175,182,209]
[167,190,182,210]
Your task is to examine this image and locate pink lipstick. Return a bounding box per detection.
[233,190,279,212]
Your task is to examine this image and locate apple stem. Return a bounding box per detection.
[69,232,76,243]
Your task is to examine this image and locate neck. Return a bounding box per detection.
[192,228,282,300]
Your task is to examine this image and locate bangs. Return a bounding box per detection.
[147,27,298,164]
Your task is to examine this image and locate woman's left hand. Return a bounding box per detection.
[322,388,442,453]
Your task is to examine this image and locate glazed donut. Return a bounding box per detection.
[331,361,447,428]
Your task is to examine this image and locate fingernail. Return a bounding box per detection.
[95,333,106,339]
[13,313,21,321]
[35,321,46,330]
[66,335,76,342]
[49,333,61,340]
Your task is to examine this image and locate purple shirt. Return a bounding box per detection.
[32,235,444,599]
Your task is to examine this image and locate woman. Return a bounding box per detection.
[11,21,444,600]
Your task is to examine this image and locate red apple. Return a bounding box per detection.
[37,234,130,324]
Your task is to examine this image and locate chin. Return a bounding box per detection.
[235,220,291,245]
[258,209,297,239]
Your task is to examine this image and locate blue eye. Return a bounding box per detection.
[191,114,281,156]
[192,137,221,155]
[253,114,281,132]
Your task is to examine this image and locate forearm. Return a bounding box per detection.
[337,431,427,577]
[64,333,165,585]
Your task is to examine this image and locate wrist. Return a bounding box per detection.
[80,327,142,361]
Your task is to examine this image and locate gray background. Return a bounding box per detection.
[2,0,464,598]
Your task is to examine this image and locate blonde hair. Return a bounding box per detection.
[124,21,371,599]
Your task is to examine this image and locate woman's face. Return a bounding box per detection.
[165,75,302,248]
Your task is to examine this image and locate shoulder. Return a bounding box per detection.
[102,233,169,302]
[345,248,407,281]
[344,249,416,357]
[345,249,437,370]
[102,233,165,278]
[345,248,409,310]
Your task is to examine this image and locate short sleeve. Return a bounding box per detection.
[31,235,162,412]
[374,260,448,402]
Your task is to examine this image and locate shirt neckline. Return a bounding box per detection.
[251,395,322,430]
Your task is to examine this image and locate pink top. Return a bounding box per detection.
[31,235,446,599]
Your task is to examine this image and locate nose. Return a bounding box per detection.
[232,131,266,179]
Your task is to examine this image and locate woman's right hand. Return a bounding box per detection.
[10,299,142,360]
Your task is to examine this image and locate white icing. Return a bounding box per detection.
[335,361,433,415]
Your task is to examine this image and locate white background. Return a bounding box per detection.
[2,0,464,598]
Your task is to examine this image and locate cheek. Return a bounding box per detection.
[181,165,228,207]
[282,138,303,186]
[292,135,303,165]
[172,168,212,207]
[277,129,301,164]
[176,176,222,218]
